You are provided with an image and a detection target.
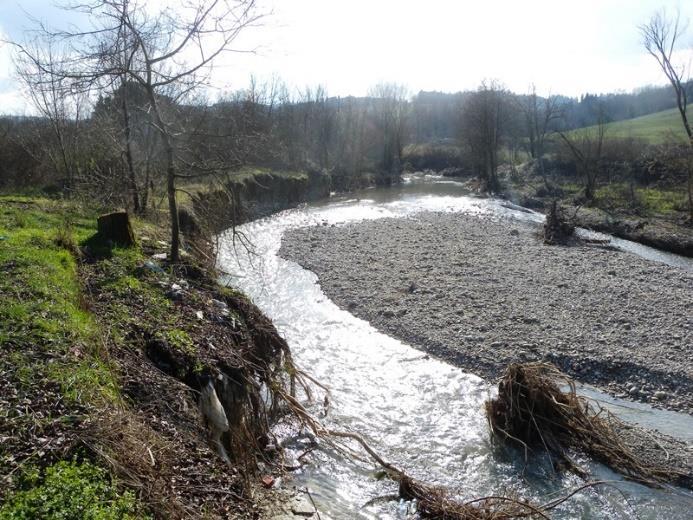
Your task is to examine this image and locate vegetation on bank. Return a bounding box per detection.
[0,197,146,516]
[0,195,301,518]
[0,460,145,520]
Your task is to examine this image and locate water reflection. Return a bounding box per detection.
[217,175,693,519]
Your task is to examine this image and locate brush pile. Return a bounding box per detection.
[542,201,574,245]
[322,430,545,519]
[398,475,542,519]
[485,363,691,488]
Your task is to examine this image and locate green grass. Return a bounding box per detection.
[0,198,119,403]
[0,197,153,516]
[575,108,691,144]
[0,460,148,519]
[594,183,687,216]
[163,328,195,355]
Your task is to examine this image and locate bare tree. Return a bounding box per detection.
[14,41,87,195]
[519,85,562,187]
[368,83,409,185]
[14,0,263,261]
[558,105,608,201]
[640,9,693,220]
[459,80,508,192]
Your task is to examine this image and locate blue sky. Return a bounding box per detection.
[1,0,692,114]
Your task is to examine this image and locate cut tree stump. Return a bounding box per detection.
[97,211,135,246]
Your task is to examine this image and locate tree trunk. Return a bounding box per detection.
[688,137,693,223]
[585,170,595,201]
[121,81,140,213]
[142,157,151,211]
[148,88,180,263]
[164,134,180,263]
[688,159,693,225]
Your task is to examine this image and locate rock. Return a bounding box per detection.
[654,391,668,401]
[210,299,230,317]
[382,309,396,318]
[211,299,228,311]
[97,211,135,246]
[195,310,204,320]
[628,386,639,396]
[167,283,185,301]
[510,229,520,236]
[290,496,316,517]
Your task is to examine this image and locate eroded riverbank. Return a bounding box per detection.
[280,211,693,415]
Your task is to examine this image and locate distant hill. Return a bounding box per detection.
[576,108,691,144]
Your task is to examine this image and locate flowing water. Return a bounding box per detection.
[216,174,693,519]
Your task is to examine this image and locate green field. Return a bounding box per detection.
[578,108,691,144]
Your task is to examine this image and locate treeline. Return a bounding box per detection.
[410,82,690,143]
[0,80,412,199]
[2,78,689,197]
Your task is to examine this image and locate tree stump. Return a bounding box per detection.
[97,211,135,246]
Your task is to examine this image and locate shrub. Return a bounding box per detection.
[402,143,465,171]
[0,460,148,520]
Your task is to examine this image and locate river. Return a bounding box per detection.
[216,174,693,519]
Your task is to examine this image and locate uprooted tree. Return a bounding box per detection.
[13,0,263,262]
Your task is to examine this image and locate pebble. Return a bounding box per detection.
[281,211,693,414]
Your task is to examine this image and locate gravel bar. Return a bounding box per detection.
[280,211,693,415]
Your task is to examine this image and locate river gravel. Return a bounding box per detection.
[280,211,693,415]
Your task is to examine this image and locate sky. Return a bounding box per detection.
[1,0,692,114]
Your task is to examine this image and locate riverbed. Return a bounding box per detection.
[217,174,693,519]
[281,212,693,414]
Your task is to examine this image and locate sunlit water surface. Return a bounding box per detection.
[217,175,693,519]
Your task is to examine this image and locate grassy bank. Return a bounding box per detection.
[0,196,148,517]
[571,107,691,144]
[0,196,293,518]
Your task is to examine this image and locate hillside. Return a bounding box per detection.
[577,107,691,143]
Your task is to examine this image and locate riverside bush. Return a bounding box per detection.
[0,460,148,519]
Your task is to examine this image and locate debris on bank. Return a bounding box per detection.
[542,200,575,245]
[486,363,693,489]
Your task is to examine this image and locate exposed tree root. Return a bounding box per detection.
[276,386,633,519]
[543,200,575,245]
[485,363,692,489]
